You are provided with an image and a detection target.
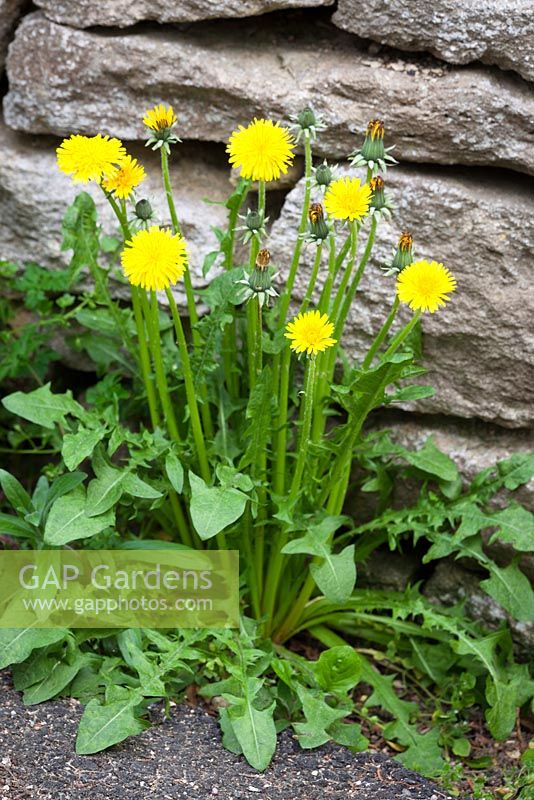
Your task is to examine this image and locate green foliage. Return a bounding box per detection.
[189,471,249,539]
[2,383,83,429]
[0,134,531,799]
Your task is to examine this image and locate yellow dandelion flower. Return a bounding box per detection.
[285,310,337,357]
[143,103,177,132]
[227,118,295,182]
[102,154,146,199]
[121,226,188,292]
[397,259,457,313]
[56,134,126,183]
[324,177,372,222]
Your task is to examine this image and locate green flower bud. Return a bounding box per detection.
[315,163,333,187]
[135,199,153,221]
[351,118,397,175]
[369,176,386,209]
[245,210,264,232]
[297,107,317,131]
[382,232,414,276]
[308,203,329,241]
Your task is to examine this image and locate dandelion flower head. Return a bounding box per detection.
[102,154,146,199]
[324,177,372,222]
[227,118,295,182]
[56,134,126,183]
[121,226,188,292]
[285,310,337,356]
[397,259,457,313]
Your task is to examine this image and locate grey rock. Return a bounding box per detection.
[358,548,420,592]
[34,0,334,26]
[4,13,534,175]
[268,165,534,427]
[0,120,232,306]
[424,560,534,655]
[0,0,27,72]
[333,0,534,83]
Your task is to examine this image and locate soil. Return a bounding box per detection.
[0,671,464,800]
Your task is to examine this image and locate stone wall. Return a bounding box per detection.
[0,0,533,480]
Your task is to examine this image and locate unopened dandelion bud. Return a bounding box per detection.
[350,118,397,174]
[135,198,154,221]
[369,176,386,207]
[237,248,278,306]
[237,207,268,244]
[368,175,393,222]
[315,163,333,187]
[297,107,317,131]
[307,202,329,241]
[251,249,273,293]
[362,120,386,162]
[290,106,325,142]
[393,231,414,271]
[246,210,264,232]
[382,231,415,275]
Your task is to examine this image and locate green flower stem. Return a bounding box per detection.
[160,148,196,328]
[318,232,337,313]
[272,343,292,497]
[274,571,315,642]
[330,221,359,320]
[250,184,268,606]
[310,349,329,444]
[310,222,357,439]
[242,507,261,619]
[85,249,137,362]
[103,191,160,428]
[299,242,323,313]
[224,181,250,272]
[165,287,211,484]
[316,231,351,315]
[278,131,313,327]
[104,192,130,240]
[382,308,421,359]
[253,295,267,602]
[312,218,377,443]
[263,355,316,629]
[141,290,181,444]
[334,217,377,339]
[334,232,352,278]
[271,135,313,403]
[246,296,258,390]
[362,296,400,370]
[289,355,316,497]
[246,182,265,390]
[321,310,422,514]
[273,141,316,495]
[106,192,192,543]
[241,183,267,614]
[160,149,214,441]
[222,182,250,400]
[169,490,195,548]
[222,325,239,400]
[132,286,160,429]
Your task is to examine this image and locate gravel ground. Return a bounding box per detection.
[0,671,464,800]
